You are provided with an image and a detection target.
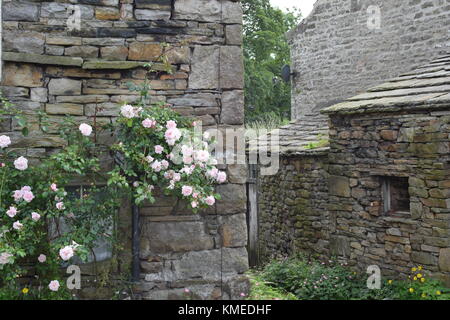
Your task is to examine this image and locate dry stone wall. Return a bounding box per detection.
[289,0,450,121]
[1,0,248,299]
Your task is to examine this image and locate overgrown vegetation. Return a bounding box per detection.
[242,0,300,123]
[248,255,450,300]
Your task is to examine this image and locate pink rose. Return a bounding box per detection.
[56,202,65,210]
[48,280,60,292]
[205,196,216,206]
[13,221,23,230]
[192,192,199,199]
[22,191,35,203]
[166,120,177,129]
[194,150,210,163]
[173,173,181,182]
[0,252,13,265]
[120,105,137,118]
[59,246,74,261]
[181,145,194,157]
[38,254,46,263]
[51,183,58,192]
[181,186,193,197]
[154,145,164,154]
[146,155,154,163]
[161,160,169,169]
[0,135,11,149]
[183,156,193,165]
[6,206,18,218]
[142,118,156,128]
[207,168,219,179]
[164,128,181,142]
[14,156,28,171]
[217,171,227,183]
[13,190,23,202]
[191,201,198,208]
[79,123,93,136]
[31,212,41,221]
[151,160,162,172]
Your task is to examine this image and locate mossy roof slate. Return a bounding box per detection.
[322,53,450,115]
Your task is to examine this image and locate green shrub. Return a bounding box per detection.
[250,255,450,300]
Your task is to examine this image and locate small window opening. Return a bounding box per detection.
[381,176,410,214]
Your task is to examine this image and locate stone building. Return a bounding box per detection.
[256,0,450,283]
[1,0,248,299]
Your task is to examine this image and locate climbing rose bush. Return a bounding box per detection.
[109,102,225,211]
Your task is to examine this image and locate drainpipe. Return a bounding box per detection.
[131,201,140,282]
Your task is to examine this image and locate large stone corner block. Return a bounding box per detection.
[189,46,219,90]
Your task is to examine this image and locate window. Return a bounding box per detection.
[381,176,410,214]
[48,185,113,264]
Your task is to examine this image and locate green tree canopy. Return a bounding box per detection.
[242,0,301,122]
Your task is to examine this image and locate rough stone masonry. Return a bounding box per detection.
[1,0,249,299]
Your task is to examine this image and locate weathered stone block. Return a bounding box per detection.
[329,176,351,197]
[219,214,248,248]
[220,46,244,89]
[100,46,129,61]
[174,0,221,22]
[226,24,243,45]
[95,7,120,20]
[3,31,45,54]
[166,47,191,64]
[46,104,84,116]
[439,248,450,272]
[65,46,99,58]
[46,36,82,46]
[221,90,244,125]
[128,42,163,61]
[141,221,214,255]
[222,1,243,24]
[30,88,48,103]
[48,78,82,96]
[135,9,171,20]
[330,236,350,257]
[189,46,219,89]
[2,63,43,88]
[411,252,437,266]
[3,52,83,67]
[3,1,40,22]
[216,184,246,214]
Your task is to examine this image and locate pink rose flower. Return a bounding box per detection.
[146,155,154,163]
[51,183,58,192]
[79,123,93,136]
[181,186,193,197]
[13,190,23,202]
[38,254,46,263]
[13,221,23,230]
[0,135,11,149]
[14,156,28,171]
[31,212,41,221]
[192,192,199,199]
[0,252,13,265]
[205,196,216,206]
[164,128,181,142]
[151,160,162,172]
[48,280,60,292]
[120,105,137,118]
[59,246,74,261]
[173,173,181,182]
[194,150,210,163]
[181,145,193,157]
[207,168,219,179]
[22,191,35,203]
[142,118,156,128]
[161,160,169,169]
[217,171,227,183]
[166,120,177,129]
[191,201,198,208]
[6,206,18,218]
[154,145,164,154]
[183,156,193,165]
[56,202,65,210]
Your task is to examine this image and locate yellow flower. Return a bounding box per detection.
[417,274,422,278]
[413,277,418,281]
[436,291,441,295]
[418,266,423,271]
[388,280,393,285]
[421,293,426,298]
[411,267,417,272]
[22,288,29,294]
[409,288,415,293]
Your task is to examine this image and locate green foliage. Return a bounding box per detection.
[242,0,300,121]
[245,111,290,134]
[247,271,298,300]
[251,256,450,300]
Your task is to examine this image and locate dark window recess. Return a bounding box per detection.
[381,176,410,214]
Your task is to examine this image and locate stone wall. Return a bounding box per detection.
[288,0,450,121]
[1,0,248,299]
[258,154,330,263]
[327,109,450,282]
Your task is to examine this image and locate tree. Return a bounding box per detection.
[242,0,301,122]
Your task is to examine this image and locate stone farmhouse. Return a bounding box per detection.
[255,0,450,283]
[1,0,248,299]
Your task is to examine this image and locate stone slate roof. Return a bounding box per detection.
[322,53,450,115]
[248,118,329,156]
